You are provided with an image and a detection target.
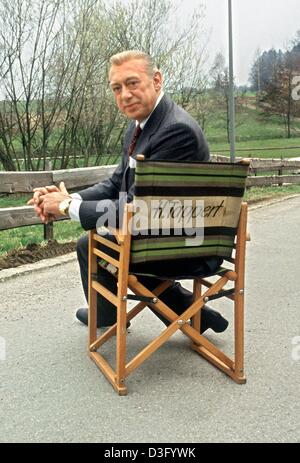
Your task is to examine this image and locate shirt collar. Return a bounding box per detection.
[137,91,164,130]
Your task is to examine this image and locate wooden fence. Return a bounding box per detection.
[1,157,300,236]
[213,155,300,187]
[0,165,115,238]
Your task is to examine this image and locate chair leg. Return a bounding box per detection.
[233,287,246,384]
[191,279,201,348]
[189,276,247,385]
[115,296,128,395]
[233,202,247,384]
[115,223,131,395]
[88,231,98,347]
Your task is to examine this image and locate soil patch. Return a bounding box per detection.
[0,240,76,270]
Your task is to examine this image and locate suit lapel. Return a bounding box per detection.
[132,95,170,159]
[122,95,171,191]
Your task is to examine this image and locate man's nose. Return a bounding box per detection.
[121,86,133,100]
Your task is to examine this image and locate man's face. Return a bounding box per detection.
[109,58,162,122]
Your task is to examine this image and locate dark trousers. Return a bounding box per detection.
[76,234,222,327]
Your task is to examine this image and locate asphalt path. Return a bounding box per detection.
[0,197,300,443]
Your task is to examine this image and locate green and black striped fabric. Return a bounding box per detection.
[130,160,249,264]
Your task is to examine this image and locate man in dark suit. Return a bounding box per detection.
[30,50,228,333]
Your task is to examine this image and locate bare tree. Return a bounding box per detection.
[0,0,210,171]
[257,36,300,138]
[259,53,300,138]
[0,0,67,170]
[105,0,209,104]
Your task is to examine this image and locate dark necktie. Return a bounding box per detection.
[128,124,142,157]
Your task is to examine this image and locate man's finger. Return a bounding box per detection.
[34,206,43,217]
[33,187,47,195]
[33,190,45,204]
[59,181,69,195]
[32,185,58,195]
[45,185,60,192]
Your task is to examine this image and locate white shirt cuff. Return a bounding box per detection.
[68,195,82,222]
[71,193,82,200]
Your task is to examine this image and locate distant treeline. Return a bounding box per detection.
[249,34,300,138]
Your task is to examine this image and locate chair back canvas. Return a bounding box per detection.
[130,160,249,264]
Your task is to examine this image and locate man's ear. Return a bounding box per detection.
[153,70,163,91]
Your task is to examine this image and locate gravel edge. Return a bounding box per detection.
[0,252,77,282]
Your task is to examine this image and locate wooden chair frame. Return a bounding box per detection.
[87,199,249,395]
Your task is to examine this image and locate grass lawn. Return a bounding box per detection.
[0,194,85,255]
[210,137,300,159]
[205,106,289,143]
[244,184,300,202]
[0,217,85,256]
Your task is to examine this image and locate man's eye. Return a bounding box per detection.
[128,81,138,89]
[112,86,121,93]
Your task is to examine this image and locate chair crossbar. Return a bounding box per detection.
[124,294,158,304]
[90,280,173,352]
[123,274,233,377]
[199,278,236,302]
[125,317,185,376]
[121,274,231,376]
[184,325,235,369]
[90,325,118,350]
[91,280,118,307]
[90,352,127,395]
[204,288,235,302]
[191,344,236,379]
[93,248,120,269]
[92,233,121,253]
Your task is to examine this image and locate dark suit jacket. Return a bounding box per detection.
[78,95,209,231]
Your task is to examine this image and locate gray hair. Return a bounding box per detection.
[109,50,158,77]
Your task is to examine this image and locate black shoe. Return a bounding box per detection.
[160,284,228,334]
[76,308,130,329]
[172,286,228,334]
[200,306,229,334]
[152,284,228,334]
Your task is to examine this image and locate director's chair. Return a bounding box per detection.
[88,156,250,395]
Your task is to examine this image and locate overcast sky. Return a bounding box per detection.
[174,0,300,85]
